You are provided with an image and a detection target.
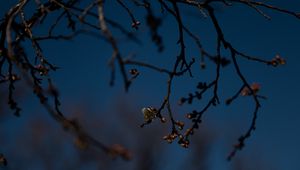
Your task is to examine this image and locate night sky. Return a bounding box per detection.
[1,1,300,170]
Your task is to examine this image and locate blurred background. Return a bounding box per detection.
[0,1,300,170]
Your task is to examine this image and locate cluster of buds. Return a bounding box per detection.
[178,138,190,148]
[241,83,261,96]
[35,64,49,76]
[163,131,179,143]
[109,144,132,160]
[163,126,191,148]
[175,121,184,130]
[270,55,286,66]
[178,82,210,105]
[131,20,140,29]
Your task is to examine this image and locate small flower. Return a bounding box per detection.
[141,107,158,122]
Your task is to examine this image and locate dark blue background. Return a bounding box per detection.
[0,1,299,169]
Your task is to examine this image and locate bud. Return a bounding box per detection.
[131,20,141,29]
[129,68,139,76]
[175,121,184,130]
[160,117,167,123]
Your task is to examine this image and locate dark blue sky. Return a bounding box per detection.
[1,1,300,170]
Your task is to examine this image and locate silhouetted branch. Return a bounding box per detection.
[0,0,296,165]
